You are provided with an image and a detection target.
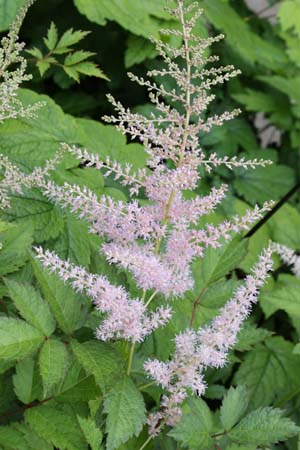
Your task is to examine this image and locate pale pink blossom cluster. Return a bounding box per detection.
[0,0,277,437]
[271,242,300,278]
[145,246,274,434]
[35,247,172,342]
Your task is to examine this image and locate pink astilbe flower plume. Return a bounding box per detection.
[145,246,274,434]
[0,0,276,439]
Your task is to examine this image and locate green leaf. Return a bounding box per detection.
[0,0,26,31]
[5,279,56,336]
[235,323,272,352]
[220,386,249,431]
[201,0,287,70]
[0,422,53,450]
[193,237,248,288]
[125,35,157,68]
[169,398,213,449]
[55,358,101,402]
[0,318,44,361]
[73,0,173,40]
[260,274,300,321]
[268,204,300,249]
[278,0,300,37]
[26,47,44,59]
[71,339,122,392]
[76,118,147,171]
[0,223,33,275]
[36,60,51,77]
[13,357,42,404]
[229,407,300,446]
[104,376,146,450]
[64,61,109,81]
[64,50,95,66]
[44,22,58,50]
[3,189,65,243]
[30,255,87,335]
[39,339,69,397]
[77,416,103,450]
[234,165,295,205]
[50,215,92,267]
[234,337,300,409]
[25,403,87,450]
[56,28,90,50]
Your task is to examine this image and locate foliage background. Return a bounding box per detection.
[1,0,300,449]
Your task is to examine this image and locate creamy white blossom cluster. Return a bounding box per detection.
[0,0,43,123]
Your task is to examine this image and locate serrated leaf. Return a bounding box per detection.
[39,339,69,397]
[55,358,101,402]
[229,407,300,445]
[71,340,122,392]
[220,386,249,431]
[260,274,300,321]
[26,47,44,59]
[30,255,87,335]
[278,0,300,37]
[0,422,53,450]
[5,279,56,336]
[64,50,95,66]
[0,318,44,361]
[234,336,300,409]
[13,357,42,404]
[0,0,26,31]
[269,204,300,249]
[125,35,157,68]
[36,60,51,77]
[3,189,65,243]
[56,28,90,49]
[194,237,248,288]
[25,403,87,450]
[63,61,108,81]
[50,215,91,267]
[169,398,213,449]
[104,376,146,450]
[73,0,173,40]
[235,323,272,352]
[44,22,58,50]
[0,223,33,275]
[77,416,103,450]
[234,165,295,205]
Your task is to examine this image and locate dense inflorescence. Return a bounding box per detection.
[0,0,276,437]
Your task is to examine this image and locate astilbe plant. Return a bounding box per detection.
[1,0,277,442]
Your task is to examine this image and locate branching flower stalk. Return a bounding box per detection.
[1,0,276,439]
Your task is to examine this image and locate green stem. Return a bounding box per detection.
[138,435,153,450]
[126,341,135,376]
[138,381,157,391]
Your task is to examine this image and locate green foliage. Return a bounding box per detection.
[220,386,249,431]
[71,340,122,392]
[27,22,108,82]
[169,398,214,449]
[5,279,56,336]
[39,338,69,397]
[104,376,146,450]
[0,318,44,361]
[229,407,300,446]
[1,1,300,449]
